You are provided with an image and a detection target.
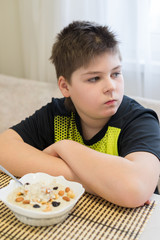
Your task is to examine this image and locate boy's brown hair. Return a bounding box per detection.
[50,21,121,111]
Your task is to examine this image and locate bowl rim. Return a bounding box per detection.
[0,172,85,219]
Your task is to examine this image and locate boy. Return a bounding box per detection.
[0,21,160,207]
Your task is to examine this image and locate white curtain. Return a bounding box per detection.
[18,0,160,100]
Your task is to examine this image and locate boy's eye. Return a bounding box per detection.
[88,76,100,82]
[111,72,121,78]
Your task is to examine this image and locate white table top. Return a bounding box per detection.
[140,194,160,240]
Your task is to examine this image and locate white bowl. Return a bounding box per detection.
[0,173,85,226]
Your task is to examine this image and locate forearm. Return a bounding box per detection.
[52,140,160,207]
[0,130,77,181]
[52,140,133,205]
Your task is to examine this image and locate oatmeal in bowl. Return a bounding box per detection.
[0,173,85,226]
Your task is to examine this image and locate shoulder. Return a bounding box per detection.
[112,96,160,159]
[10,97,69,149]
[33,97,69,117]
[110,95,159,127]
[119,95,148,114]
[51,97,70,116]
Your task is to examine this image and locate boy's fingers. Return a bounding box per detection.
[140,199,151,207]
[144,200,151,205]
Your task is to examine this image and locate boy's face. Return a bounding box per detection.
[61,52,124,125]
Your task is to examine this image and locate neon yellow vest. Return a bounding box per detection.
[54,112,121,155]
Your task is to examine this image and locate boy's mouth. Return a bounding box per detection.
[105,99,117,105]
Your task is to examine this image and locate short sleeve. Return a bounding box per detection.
[11,100,55,150]
[118,110,160,159]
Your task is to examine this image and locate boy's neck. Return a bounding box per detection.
[80,117,110,140]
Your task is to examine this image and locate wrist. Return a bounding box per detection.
[55,139,80,160]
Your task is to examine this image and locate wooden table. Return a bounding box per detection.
[0,172,159,240]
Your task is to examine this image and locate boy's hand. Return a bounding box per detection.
[140,199,151,206]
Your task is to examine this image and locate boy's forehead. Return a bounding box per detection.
[80,52,121,72]
[70,54,121,80]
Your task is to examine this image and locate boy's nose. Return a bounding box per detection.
[103,77,115,93]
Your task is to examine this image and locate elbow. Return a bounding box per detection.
[117,181,153,208]
[102,180,153,208]
[120,194,147,209]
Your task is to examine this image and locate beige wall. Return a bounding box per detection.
[0,0,24,78]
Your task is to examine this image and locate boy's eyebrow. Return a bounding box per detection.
[82,65,122,75]
[112,65,122,70]
[82,71,102,76]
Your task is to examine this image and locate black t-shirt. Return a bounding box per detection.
[11,95,160,159]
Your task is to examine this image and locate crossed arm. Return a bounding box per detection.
[0,129,159,207]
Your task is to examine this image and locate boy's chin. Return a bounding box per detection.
[103,108,118,118]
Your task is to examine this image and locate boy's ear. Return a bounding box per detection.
[58,76,70,97]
